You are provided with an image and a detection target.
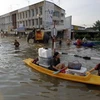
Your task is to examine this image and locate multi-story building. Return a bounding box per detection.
[0,13,12,32]
[0,1,65,30]
[0,1,72,39]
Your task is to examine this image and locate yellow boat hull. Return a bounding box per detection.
[23,58,100,85]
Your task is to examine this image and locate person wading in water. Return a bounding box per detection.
[14,39,20,49]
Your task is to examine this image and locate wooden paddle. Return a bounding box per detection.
[53,70,61,74]
[53,67,67,74]
[61,52,100,60]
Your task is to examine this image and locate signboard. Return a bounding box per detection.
[51,28,57,37]
[44,2,54,29]
[17,23,25,32]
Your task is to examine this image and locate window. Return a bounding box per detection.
[53,11,60,17]
[36,8,38,15]
[61,20,64,23]
[40,18,42,25]
[23,21,25,26]
[32,9,34,16]
[36,19,38,25]
[20,13,22,19]
[26,11,27,18]
[61,13,64,17]
[26,20,28,26]
[32,19,34,26]
[24,12,25,18]
[23,12,24,18]
[28,10,31,17]
[29,20,31,26]
[39,6,42,15]
[61,20,64,25]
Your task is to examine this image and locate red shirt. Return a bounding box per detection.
[76,39,82,46]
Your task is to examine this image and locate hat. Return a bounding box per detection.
[53,52,59,58]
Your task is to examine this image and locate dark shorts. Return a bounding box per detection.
[48,66,57,71]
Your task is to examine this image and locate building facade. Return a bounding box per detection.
[0,1,66,33]
[0,13,12,32]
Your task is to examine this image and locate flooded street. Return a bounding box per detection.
[0,36,100,100]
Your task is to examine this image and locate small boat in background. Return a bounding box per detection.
[73,42,95,47]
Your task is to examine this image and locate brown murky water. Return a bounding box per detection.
[0,36,100,100]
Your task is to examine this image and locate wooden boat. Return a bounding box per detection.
[23,58,100,86]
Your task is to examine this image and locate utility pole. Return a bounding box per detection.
[51,20,57,54]
[53,20,56,53]
[37,14,40,29]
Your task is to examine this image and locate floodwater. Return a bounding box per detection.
[0,36,100,100]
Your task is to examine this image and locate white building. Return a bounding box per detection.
[0,13,12,32]
[0,0,72,38]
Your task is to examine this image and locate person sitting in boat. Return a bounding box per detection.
[89,63,100,76]
[49,52,67,73]
[76,39,82,46]
[32,58,39,64]
[82,37,87,43]
[14,39,20,49]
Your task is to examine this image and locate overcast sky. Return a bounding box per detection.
[0,0,100,27]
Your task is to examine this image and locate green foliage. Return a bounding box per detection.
[94,33,100,41]
[74,33,91,40]
[84,34,91,39]
[74,33,80,39]
[93,20,100,31]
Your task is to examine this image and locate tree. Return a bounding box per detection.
[93,20,100,31]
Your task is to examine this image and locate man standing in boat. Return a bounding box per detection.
[14,39,20,49]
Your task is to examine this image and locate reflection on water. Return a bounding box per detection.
[0,37,100,100]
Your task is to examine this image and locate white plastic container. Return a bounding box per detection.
[38,48,52,58]
[38,56,52,68]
